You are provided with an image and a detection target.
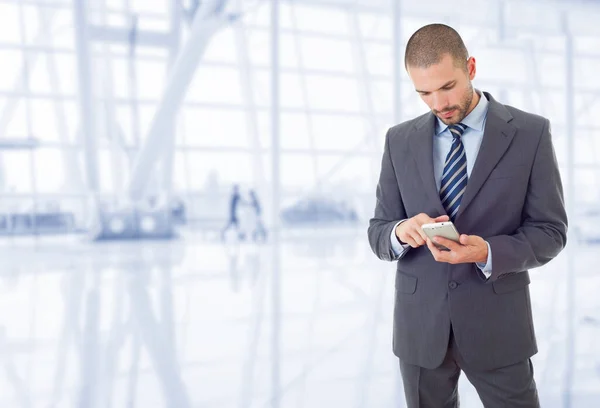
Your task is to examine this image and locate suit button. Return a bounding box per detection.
[448,281,458,289]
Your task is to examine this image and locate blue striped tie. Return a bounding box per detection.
[440,123,468,221]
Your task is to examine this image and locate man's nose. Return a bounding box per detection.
[432,93,448,111]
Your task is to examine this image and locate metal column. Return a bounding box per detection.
[270,1,281,407]
[392,0,402,125]
[563,15,576,408]
[73,0,100,193]
[160,0,183,200]
[127,9,226,200]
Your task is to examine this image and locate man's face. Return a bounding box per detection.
[407,54,477,125]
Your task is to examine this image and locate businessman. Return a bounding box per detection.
[367,24,567,407]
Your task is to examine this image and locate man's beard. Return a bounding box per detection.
[434,86,474,125]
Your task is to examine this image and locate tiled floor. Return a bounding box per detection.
[0,227,598,407]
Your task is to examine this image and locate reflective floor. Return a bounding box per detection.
[0,227,598,407]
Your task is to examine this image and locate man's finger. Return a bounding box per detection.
[426,238,446,261]
[434,236,461,251]
[415,227,429,243]
[459,234,470,245]
[433,215,450,223]
[426,237,438,254]
[410,231,425,246]
[403,236,418,248]
[405,230,424,247]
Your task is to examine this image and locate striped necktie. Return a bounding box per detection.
[440,123,468,221]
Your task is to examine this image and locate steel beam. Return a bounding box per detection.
[127,7,228,200]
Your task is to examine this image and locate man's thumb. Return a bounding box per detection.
[434,215,450,222]
[459,234,470,245]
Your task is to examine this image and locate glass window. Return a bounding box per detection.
[305,74,361,112]
[33,147,67,193]
[181,107,248,148]
[292,4,351,36]
[0,49,24,91]
[0,4,21,44]
[187,65,243,104]
[299,36,355,74]
[1,151,33,193]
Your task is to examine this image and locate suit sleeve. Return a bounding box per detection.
[486,119,568,281]
[368,128,409,262]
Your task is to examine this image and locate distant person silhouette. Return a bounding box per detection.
[221,184,245,241]
[248,189,267,242]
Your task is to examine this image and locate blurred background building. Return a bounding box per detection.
[0,0,599,407]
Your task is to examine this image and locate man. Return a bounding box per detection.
[367,24,567,407]
[221,184,245,241]
[248,188,267,242]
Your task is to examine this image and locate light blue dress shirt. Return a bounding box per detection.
[390,90,493,278]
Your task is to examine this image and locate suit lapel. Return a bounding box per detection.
[454,93,517,220]
[408,113,447,216]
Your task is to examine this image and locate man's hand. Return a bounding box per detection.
[426,234,489,264]
[395,213,450,248]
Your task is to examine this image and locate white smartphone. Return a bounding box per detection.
[421,221,461,251]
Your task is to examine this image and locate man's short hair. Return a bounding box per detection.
[404,24,469,71]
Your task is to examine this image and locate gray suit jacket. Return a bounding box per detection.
[368,92,568,371]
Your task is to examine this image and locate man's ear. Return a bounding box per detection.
[467,56,476,80]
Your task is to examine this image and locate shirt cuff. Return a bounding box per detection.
[390,220,411,259]
[476,241,492,279]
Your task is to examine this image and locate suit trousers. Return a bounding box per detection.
[398,326,540,408]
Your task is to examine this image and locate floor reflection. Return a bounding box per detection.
[0,229,598,407]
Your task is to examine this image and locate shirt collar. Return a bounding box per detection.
[435,89,488,135]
